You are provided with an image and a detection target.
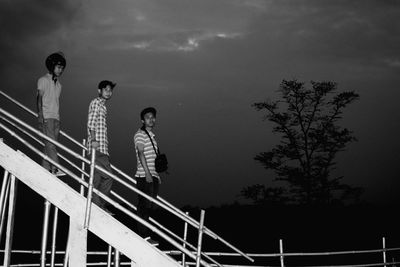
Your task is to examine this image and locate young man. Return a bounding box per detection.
[87,80,116,214]
[37,52,66,176]
[134,107,161,245]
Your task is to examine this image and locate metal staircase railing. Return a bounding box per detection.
[0,90,254,266]
[0,141,181,267]
[0,113,218,267]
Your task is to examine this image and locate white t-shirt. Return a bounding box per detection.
[37,73,61,120]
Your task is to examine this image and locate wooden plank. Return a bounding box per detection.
[0,142,180,267]
[68,218,87,267]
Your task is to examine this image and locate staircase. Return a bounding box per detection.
[0,90,253,267]
[0,141,180,267]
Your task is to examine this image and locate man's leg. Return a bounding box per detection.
[41,119,60,172]
[53,119,60,171]
[97,155,113,208]
[136,177,151,237]
[92,153,113,209]
[149,177,160,212]
[39,120,50,171]
[91,153,103,207]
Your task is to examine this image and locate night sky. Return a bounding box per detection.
[1,0,399,207]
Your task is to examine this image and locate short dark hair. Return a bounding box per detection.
[98,80,116,90]
[140,107,157,120]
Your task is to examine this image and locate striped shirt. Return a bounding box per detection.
[87,97,109,155]
[134,128,160,180]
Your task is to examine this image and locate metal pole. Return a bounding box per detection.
[0,114,252,263]
[84,148,96,229]
[0,122,209,266]
[0,173,11,242]
[279,239,284,267]
[63,238,69,267]
[383,237,387,267]
[0,90,85,150]
[40,200,51,267]
[0,170,10,220]
[50,207,59,267]
[114,249,120,267]
[106,245,112,267]
[80,139,87,195]
[182,212,189,267]
[195,210,205,267]
[3,175,17,267]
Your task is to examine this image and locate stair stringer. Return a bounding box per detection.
[0,141,181,267]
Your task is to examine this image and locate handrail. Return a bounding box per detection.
[0,123,211,267]
[2,246,400,267]
[0,111,221,267]
[0,90,254,262]
[0,115,89,177]
[0,90,85,150]
[0,106,202,228]
[0,109,216,267]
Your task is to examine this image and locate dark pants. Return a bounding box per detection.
[136,177,160,237]
[39,119,60,172]
[91,152,113,209]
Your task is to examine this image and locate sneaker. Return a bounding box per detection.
[53,169,67,177]
[144,237,159,246]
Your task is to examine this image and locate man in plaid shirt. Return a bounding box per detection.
[87,80,116,214]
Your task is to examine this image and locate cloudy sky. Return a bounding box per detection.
[1,0,399,207]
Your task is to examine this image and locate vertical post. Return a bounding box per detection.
[62,140,87,267]
[3,175,17,267]
[0,170,10,220]
[195,210,206,267]
[50,207,59,267]
[84,148,96,229]
[68,218,87,267]
[279,239,284,267]
[382,237,387,267]
[107,245,112,267]
[63,231,70,267]
[80,139,87,196]
[182,211,189,267]
[114,249,120,267]
[41,200,51,267]
[0,174,11,242]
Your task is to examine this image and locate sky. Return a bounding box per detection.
[0,0,399,207]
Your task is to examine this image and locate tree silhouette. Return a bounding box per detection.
[242,79,362,206]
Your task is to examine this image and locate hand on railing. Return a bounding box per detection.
[91,140,99,150]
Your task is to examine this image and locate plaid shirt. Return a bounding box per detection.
[87,97,109,155]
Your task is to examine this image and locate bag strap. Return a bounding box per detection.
[142,127,160,155]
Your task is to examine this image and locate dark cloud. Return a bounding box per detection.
[0,0,82,93]
[0,0,79,42]
[248,0,400,65]
[0,0,399,206]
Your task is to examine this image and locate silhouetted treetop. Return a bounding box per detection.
[243,79,361,206]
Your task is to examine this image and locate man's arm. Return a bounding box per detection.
[90,129,99,150]
[37,80,44,124]
[87,101,100,150]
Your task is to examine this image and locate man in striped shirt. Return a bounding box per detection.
[87,80,116,214]
[134,107,160,244]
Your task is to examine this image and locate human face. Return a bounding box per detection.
[53,64,64,77]
[98,85,113,100]
[142,113,156,129]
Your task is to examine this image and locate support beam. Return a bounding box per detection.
[3,175,17,267]
[68,218,87,267]
[0,141,181,267]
